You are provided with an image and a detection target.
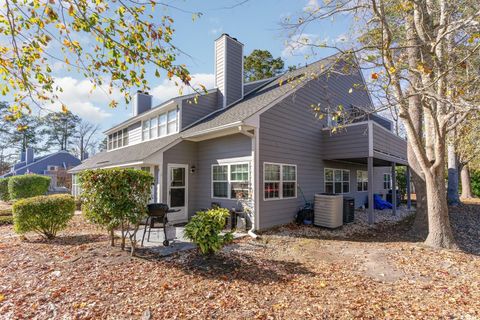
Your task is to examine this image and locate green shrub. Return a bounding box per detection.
[0,178,9,202]
[472,169,480,197]
[79,168,153,254]
[0,215,13,225]
[13,194,75,239]
[184,208,233,255]
[8,174,51,200]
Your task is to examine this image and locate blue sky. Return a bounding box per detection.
[45,0,352,133]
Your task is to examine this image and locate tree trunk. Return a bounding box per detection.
[110,229,115,247]
[405,13,428,237]
[447,143,460,205]
[424,167,458,249]
[460,164,473,199]
[410,167,428,237]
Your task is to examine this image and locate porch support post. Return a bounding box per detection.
[406,166,411,210]
[368,156,374,224]
[392,162,397,215]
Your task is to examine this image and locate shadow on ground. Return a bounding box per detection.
[450,200,480,255]
[136,245,315,285]
[25,234,107,246]
[258,200,480,256]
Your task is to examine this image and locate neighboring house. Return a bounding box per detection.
[70,34,408,230]
[2,148,82,191]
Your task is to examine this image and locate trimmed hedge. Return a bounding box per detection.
[8,174,51,200]
[0,177,9,201]
[0,215,13,225]
[13,194,75,239]
[472,169,480,197]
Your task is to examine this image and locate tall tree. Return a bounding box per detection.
[73,120,100,160]
[98,137,108,153]
[456,116,480,198]
[0,0,201,121]
[41,111,80,151]
[244,50,285,82]
[284,0,480,248]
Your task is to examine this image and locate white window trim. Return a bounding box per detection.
[211,162,251,200]
[384,173,392,189]
[263,162,297,201]
[357,170,368,192]
[141,106,179,142]
[324,168,351,194]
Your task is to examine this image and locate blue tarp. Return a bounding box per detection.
[374,194,393,210]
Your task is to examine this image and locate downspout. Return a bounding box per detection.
[239,126,259,239]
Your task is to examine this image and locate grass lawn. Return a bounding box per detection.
[0,200,479,319]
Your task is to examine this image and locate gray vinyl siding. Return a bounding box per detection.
[224,37,243,106]
[321,123,369,159]
[370,114,392,131]
[128,121,142,145]
[258,79,325,229]
[195,133,252,212]
[180,92,218,129]
[372,124,408,163]
[320,62,373,110]
[162,141,198,217]
[257,69,391,229]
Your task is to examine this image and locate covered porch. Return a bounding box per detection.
[321,120,411,223]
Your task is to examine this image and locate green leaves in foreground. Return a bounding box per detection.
[184,208,233,255]
[0,0,199,120]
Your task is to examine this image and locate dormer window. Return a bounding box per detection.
[142,106,179,141]
[108,128,128,150]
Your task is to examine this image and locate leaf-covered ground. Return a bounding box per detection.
[0,200,479,319]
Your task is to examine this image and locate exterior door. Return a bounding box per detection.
[167,164,188,222]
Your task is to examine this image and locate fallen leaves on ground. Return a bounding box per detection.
[0,201,479,319]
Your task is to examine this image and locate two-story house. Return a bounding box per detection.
[70,34,408,230]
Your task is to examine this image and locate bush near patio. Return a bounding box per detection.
[13,194,75,239]
[184,208,233,255]
[0,177,10,201]
[79,168,153,255]
[8,174,51,200]
[0,207,13,225]
[472,169,480,197]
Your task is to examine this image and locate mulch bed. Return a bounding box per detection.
[0,200,479,319]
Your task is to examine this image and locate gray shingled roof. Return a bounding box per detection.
[70,134,180,172]
[70,54,343,172]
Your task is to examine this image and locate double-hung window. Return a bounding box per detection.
[212,163,250,199]
[383,173,392,189]
[158,113,167,137]
[357,170,368,192]
[324,168,350,194]
[142,120,150,141]
[167,109,178,134]
[264,163,297,200]
[142,107,179,141]
[108,128,129,150]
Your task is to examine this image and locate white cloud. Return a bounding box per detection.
[46,77,116,123]
[151,73,215,103]
[303,0,320,12]
[281,33,318,58]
